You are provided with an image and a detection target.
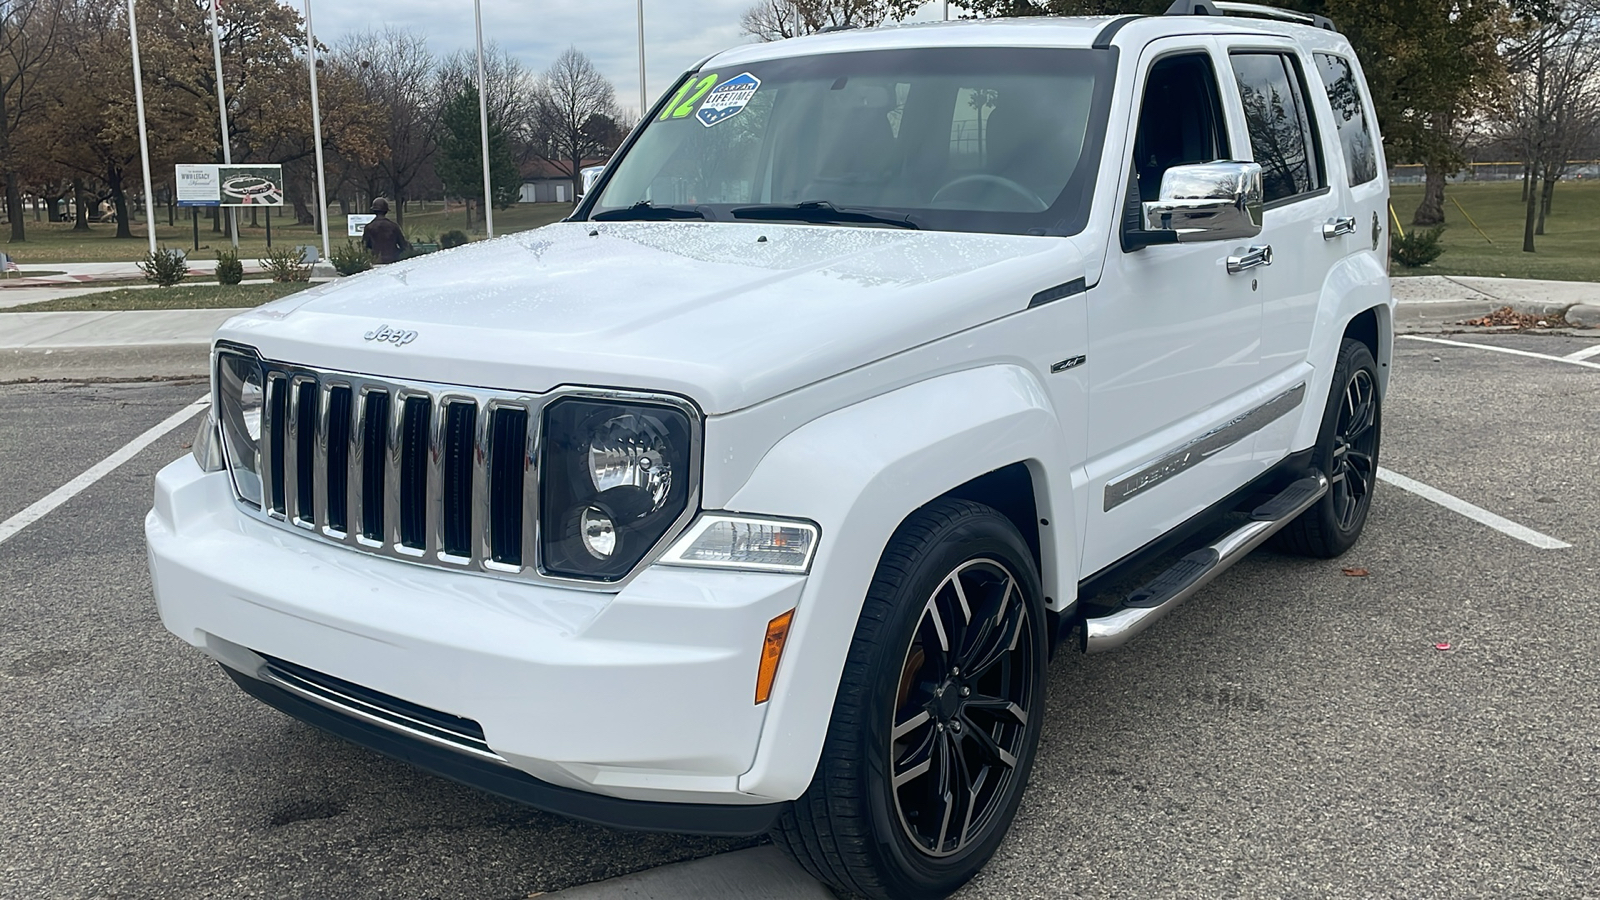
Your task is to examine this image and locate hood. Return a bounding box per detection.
[217,221,1085,414]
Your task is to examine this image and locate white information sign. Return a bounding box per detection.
[347,214,376,237]
[175,164,221,207]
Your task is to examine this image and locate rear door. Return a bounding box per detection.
[1216,41,1344,465]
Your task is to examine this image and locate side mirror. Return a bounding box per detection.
[1139,161,1264,243]
[578,165,606,201]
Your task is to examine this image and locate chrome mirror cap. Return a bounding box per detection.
[1141,161,1264,242]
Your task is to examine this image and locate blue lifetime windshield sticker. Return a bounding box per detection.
[696,72,761,127]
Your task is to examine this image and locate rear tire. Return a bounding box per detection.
[771,499,1047,900]
[1275,337,1381,558]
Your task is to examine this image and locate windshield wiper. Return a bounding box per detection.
[591,201,710,222]
[729,200,919,230]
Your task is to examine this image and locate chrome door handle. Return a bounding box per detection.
[1226,244,1273,274]
[1322,216,1357,239]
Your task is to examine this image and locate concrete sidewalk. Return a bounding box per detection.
[0,308,247,349]
[4,259,269,287]
[1392,275,1600,329]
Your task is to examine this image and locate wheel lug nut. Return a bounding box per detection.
[960,686,970,697]
[952,666,961,676]
[951,721,963,733]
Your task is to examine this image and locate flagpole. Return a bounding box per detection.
[128,0,158,256]
[474,0,494,237]
[303,0,331,262]
[210,0,238,248]
[636,0,647,116]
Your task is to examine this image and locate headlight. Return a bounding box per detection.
[660,515,819,574]
[191,414,225,472]
[214,348,266,507]
[540,398,696,580]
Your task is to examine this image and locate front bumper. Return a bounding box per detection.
[147,454,804,830]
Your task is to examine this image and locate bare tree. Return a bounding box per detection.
[741,0,927,41]
[1493,1,1600,252]
[0,0,63,242]
[337,27,437,226]
[532,47,624,203]
[437,42,539,163]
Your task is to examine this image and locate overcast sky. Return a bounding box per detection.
[314,1,970,117]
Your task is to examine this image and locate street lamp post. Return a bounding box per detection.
[210,0,238,248]
[127,0,158,256]
[474,0,494,238]
[303,0,331,263]
[637,0,647,116]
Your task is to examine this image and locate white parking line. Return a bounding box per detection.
[1399,334,1600,371]
[1566,343,1600,361]
[1377,467,1571,550]
[0,395,209,547]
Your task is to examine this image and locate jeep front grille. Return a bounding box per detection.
[235,359,698,589]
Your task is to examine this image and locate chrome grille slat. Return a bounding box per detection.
[385,390,404,553]
[313,383,332,534]
[264,373,289,518]
[242,360,702,591]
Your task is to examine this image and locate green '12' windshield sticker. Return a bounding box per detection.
[661,74,719,120]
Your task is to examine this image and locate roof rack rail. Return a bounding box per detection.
[1164,0,1338,32]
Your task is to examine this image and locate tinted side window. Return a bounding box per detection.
[1131,53,1230,202]
[1229,52,1323,203]
[1314,53,1379,186]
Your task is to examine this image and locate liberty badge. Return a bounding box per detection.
[696,73,761,127]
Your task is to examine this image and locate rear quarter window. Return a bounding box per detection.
[1314,53,1379,186]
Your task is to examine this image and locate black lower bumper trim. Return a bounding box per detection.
[222,663,782,837]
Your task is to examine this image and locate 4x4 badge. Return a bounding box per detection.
[364,324,418,346]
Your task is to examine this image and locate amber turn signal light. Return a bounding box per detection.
[755,609,795,704]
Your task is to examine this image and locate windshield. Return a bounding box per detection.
[588,47,1115,236]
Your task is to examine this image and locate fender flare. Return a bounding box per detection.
[1293,253,1394,451]
[725,364,1076,802]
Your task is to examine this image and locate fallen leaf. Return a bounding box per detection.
[1342,567,1369,577]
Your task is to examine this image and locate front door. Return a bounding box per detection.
[1082,38,1266,575]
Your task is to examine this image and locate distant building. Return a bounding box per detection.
[519,158,605,203]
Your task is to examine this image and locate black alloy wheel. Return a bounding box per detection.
[772,499,1047,900]
[1275,337,1383,558]
[889,559,1035,858]
[1330,367,1378,531]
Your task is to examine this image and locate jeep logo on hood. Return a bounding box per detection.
[363,324,418,346]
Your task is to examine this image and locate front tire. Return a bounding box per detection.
[1276,337,1382,558]
[771,499,1047,900]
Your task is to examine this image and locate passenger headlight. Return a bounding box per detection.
[660,515,819,574]
[540,398,696,580]
[214,348,266,507]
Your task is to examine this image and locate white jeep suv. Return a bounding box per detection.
[147,3,1391,897]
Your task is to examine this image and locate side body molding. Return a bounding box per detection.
[725,364,1077,802]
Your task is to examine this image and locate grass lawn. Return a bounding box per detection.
[1,202,572,265]
[2,282,311,313]
[1389,181,1600,282]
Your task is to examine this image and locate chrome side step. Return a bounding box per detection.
[1082,473,1328,653]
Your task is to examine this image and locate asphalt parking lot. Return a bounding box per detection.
[2,331,1596,899]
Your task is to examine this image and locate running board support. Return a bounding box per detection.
[1081,473,1328,653]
